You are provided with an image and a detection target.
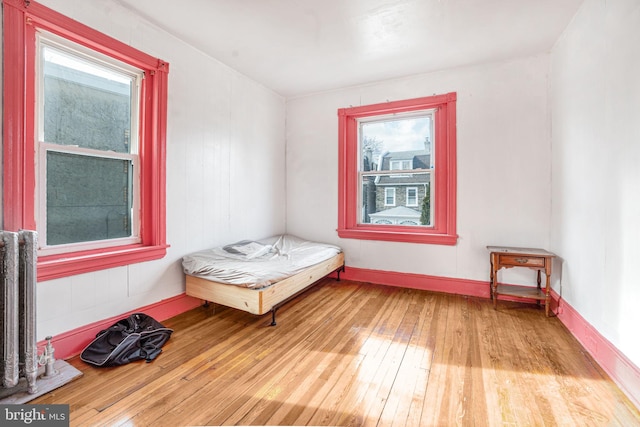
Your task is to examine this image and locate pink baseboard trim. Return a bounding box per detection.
[340,266,490,298]
[556,297,640,409]
[40,293,202,361]
[341,266,640,408]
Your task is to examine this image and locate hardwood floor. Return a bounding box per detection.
[33,279,640,426]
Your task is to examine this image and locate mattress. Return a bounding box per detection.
[182,235,342,289]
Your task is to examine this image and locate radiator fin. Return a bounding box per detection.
[1,230,38,394]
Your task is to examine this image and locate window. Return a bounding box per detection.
[406,188,418,207]
[38,35,142,253]
[384,188,396,206]
[338,93,457,245]
[390,160,412,170]
[3,0,169,280]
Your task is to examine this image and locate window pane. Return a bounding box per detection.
[407,188,418,206]
[385,188,396,205]
[42,45,133,153]
[359,113,433,226]
[46,152,133,245]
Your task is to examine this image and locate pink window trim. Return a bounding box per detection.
[337,93,458,245]
[3,0,169,281]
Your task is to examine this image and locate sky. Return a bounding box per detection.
[361,113,432,156]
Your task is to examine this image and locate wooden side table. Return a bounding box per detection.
[487,246,556,316]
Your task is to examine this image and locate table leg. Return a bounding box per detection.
[489,257,494,301]
[537,269,542,307]
[492,267,498,311]
[545,271,551,317]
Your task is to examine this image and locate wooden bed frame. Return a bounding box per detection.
[185,252,345,325]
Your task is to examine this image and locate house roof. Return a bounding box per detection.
[369,206,421,219]
[383,150,429,161]
[376,175,430,186]
[376,150,431,185]
[380,151,430,171]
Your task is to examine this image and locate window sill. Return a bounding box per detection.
[337,227,458,245]
[38,244,169,281]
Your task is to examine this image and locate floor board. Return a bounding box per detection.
[32,279,640,426]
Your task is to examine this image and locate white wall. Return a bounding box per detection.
[286,55,552,284]
[30,0,286,339]
[550,0,640,368]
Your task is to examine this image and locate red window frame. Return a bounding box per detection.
[3,0,169,280]
[337,93,457,245]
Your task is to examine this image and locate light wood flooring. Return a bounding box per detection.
[33,279,640,426]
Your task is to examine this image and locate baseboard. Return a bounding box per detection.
[43,293,202,361]
[338,266,490,298]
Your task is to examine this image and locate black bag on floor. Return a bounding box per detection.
[80,313,173,367]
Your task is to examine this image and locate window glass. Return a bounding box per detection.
[359,112,433,226]
[384,188,396,206]
[38,36,141,250]
[406,187,418,206]
[41,44,136,152]
[45,151,133,245]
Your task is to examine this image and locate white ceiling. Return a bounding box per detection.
[116,0,584,98]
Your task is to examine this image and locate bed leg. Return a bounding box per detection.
[270,309,277,327]
[337,265,345,282]
[203,300,210,308]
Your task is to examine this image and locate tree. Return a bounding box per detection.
[420,183,431,225]
[362,136,383,170]
[362,135,383,153]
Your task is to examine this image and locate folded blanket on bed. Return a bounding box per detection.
[182,235,342,289]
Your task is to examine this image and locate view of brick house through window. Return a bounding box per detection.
[360,113,433,226]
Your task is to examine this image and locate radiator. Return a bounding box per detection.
[1,230,38,394]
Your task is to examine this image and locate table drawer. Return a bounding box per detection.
[498,254,545,268]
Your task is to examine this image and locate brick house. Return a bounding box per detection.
[363,150,431,225]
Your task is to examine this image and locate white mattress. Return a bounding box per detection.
[182,235,342,289]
